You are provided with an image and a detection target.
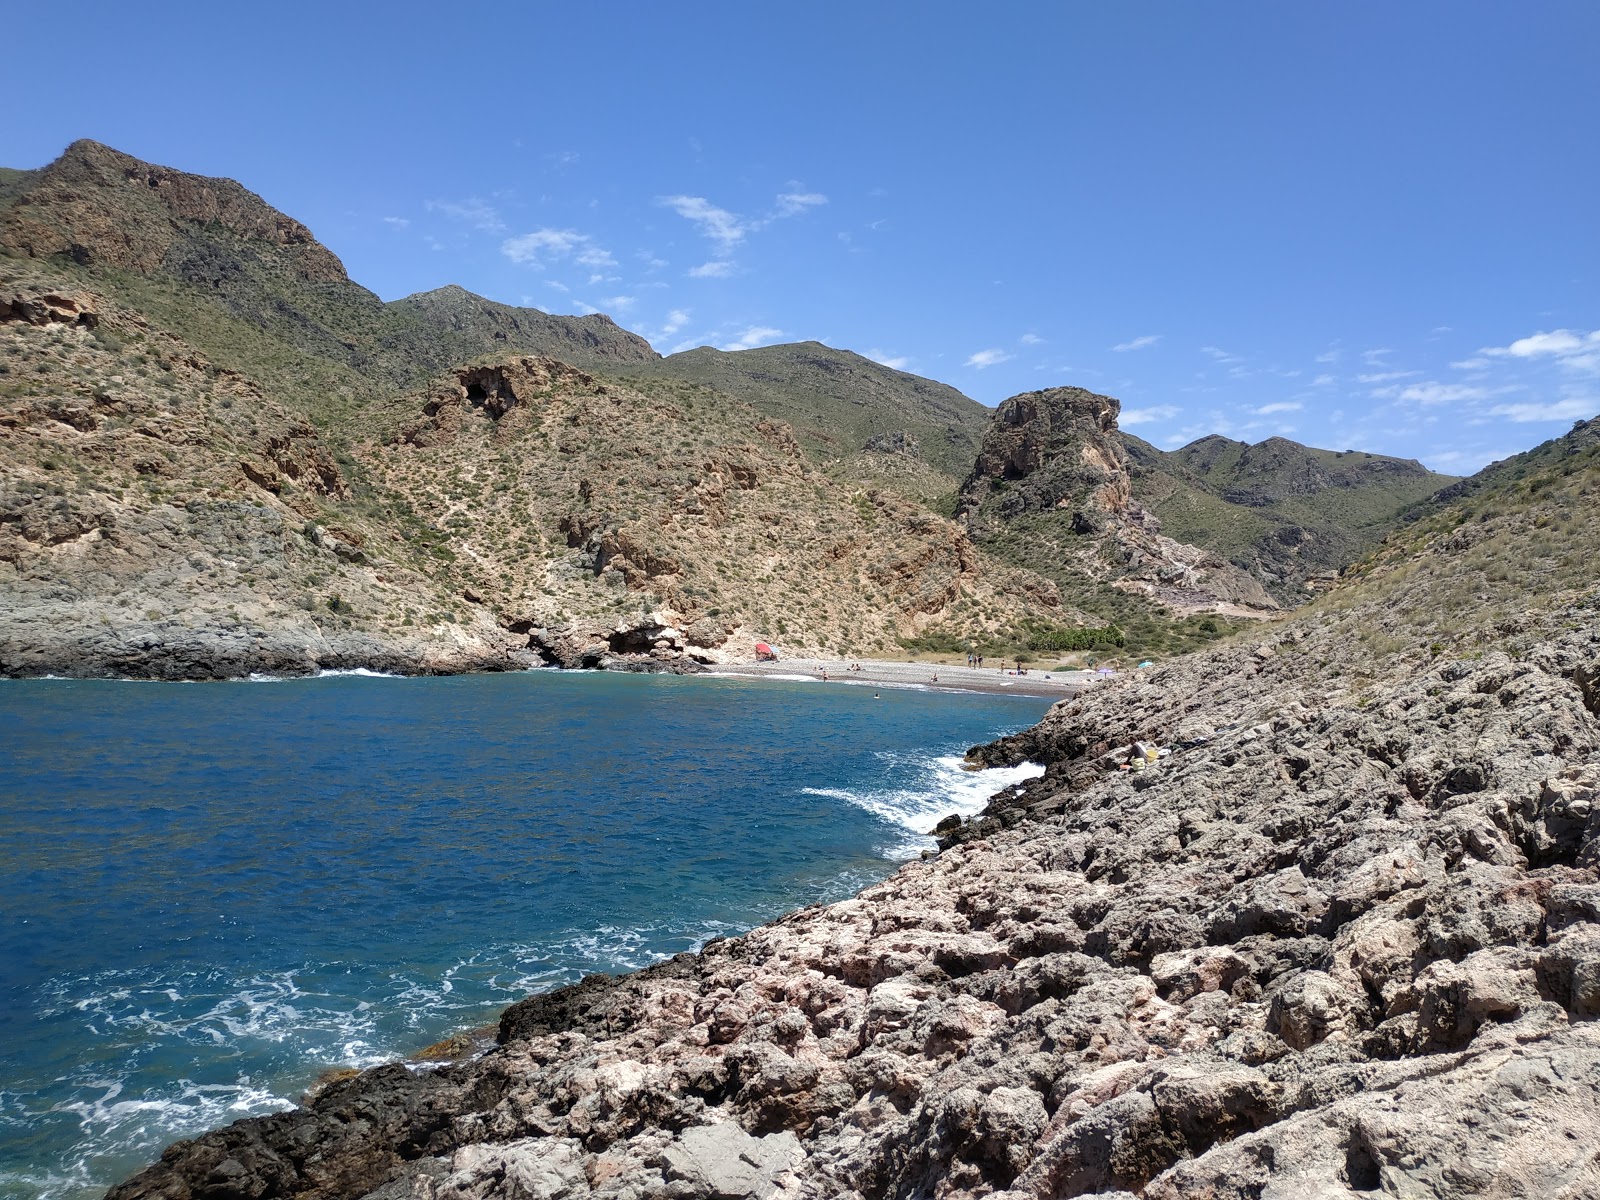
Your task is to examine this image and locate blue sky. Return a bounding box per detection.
[6,2,1597,472]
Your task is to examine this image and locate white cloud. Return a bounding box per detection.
[1482,328,1600,360]
[428,198,506,234]
[1481,328,1600,375]
[659,195,747,250]
[598,295,635,311]
[1019,333,1044,346]
[381,216,410,229]
[1121,405,1180,426]
[965,348,1012,369]
[1358,370,1421,384]
[502,228,614,269]
[1451,357,1492,371]
[1315,350,1341,364]
[688,260,735,278]
[867,349,911,369]
[1201,345,1242,364]
[1111,335,1161,352]
[1255,402,1303,415]
[661,309,690,337]
[1362,347,1393,365]
[720,326,783,351]
[1488,398,1597,423]
[1312,373,1336,387]
[774,192,828,217]
[546,281,569,293]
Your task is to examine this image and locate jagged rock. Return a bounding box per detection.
[659,1124,802,1199]
[957,387,1276,615]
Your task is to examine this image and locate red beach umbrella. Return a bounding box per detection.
[754,642,773,654]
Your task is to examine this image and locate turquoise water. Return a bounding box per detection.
[0,670,1048,1199]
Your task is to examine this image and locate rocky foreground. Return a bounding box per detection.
[108,538,1600,1198]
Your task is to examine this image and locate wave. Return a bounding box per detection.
[314,668,403,679]
[804,753,1045,860]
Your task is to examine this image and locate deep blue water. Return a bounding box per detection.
[0,670,1047,1199]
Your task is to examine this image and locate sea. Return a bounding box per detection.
[0,669,1049,1199]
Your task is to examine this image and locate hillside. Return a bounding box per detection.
[0,263,1068,677]
[1123,432,1456,603]
[0,140,658,432]
[110,364,1600,1200]
[0,141,1103,677]
[624,342,993,508]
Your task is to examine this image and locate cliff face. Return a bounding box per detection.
[959,387,1276,616]
[109,435,1600,1198]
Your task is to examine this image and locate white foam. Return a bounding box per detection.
[804,753,1045,859]
[315,668,403,679]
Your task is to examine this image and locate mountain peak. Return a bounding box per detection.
[1,139,348,282]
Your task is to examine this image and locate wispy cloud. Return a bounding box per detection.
[501,228,616,269]
[381,216,410,230]
[1019,333,1045,346]
[1374,381,1515,406]
[597,295,635,312]
[1121,405,1180,426]
[660,195,747,251]
[1312,373,1336,387]
[1255,402,1303,415]
[1315,349,1341,364]
[1362,347,1393,366]
[428,198,506,234]
[774,191,828,217]
[965,348,1012,369]
[1201,345,1243,364]
[659,189,829,277]
[1489,397,1597,423]
[1112,335,1161,352]
[1358,370,1421,384]
[720,326,783,351]
[661,309,689,337]
[867,349,911,370]
[1451,357,1492,371]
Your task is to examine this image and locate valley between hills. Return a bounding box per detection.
[8,141,1600,1200]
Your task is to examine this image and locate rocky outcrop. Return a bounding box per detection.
[517,612,711,673]
[959,387,1276,615]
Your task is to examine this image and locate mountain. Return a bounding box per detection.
[620,341,993,510]
[0,141,1074,677]
[0,140,657,431]
[1122,432,1458,602]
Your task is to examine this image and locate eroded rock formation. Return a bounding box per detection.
[958,387,1276,616]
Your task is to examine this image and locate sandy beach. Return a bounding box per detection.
[711,656,1096,698]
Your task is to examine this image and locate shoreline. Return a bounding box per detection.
[709,656,1094,698]
[3,656,1099,697]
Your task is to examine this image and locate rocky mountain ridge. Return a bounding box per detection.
[1122,432,1456,603]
